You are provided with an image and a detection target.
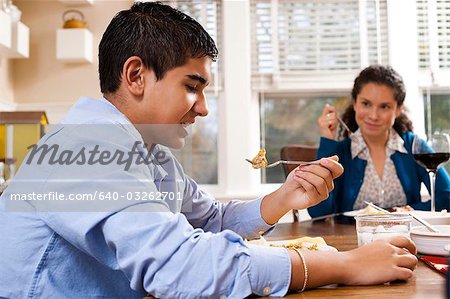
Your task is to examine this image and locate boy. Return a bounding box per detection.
[0,2,417,298]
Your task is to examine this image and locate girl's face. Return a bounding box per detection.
[353,83,402,140]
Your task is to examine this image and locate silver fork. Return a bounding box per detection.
[336,116,353,136]
[245,159,320,169]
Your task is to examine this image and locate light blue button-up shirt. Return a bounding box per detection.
[0,97,291,298]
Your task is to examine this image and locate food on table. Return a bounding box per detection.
[250,149,268,169]
[269,236,327,251]
[356,205,389,215]
[391,205,414,212]
[247,236,337,252]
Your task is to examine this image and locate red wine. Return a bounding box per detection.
[413,153,450,171]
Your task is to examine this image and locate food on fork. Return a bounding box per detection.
[250,149,268,169]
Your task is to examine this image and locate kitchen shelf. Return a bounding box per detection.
[8,22,29,58]
[0,11,12,54]
[0,11,29,59]
[56,28,93,63]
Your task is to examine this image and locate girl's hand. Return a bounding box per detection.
[318,104,338,139]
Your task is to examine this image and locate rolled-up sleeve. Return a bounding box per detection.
[247,243,291,296]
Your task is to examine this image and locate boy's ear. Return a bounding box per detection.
[122,56,145,96]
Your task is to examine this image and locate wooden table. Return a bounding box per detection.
[264,216,447,298]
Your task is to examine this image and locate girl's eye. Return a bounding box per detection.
[362,102,369,107]
[381,104,390,110]
[186,85,197,93]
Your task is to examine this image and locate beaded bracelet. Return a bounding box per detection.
[293,248,308,292]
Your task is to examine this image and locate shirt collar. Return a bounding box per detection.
[100,97,170,179]
[350,129,407,159]
[350,129,366,159]
[386,129,408,154]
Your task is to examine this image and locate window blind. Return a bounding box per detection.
[417,0,431,69]
[366,0,389,65]
[417,0,450,70]
[250,0,389,75]
[436,0,450,68]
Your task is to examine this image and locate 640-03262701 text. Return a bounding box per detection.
[8,191,183,202]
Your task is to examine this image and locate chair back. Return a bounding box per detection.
[280,144,318,177]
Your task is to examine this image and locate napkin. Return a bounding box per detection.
[419,255,448,275]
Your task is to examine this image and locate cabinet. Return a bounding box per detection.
[56,28,93,63]
[56,1,94,63]
[0,10,29,59]
[0,10,12,50]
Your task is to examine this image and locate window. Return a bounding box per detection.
[251,0,388,183]
[417,0,450,173]
[165,0,221,184]
[260,93,350,183]
[250,0,389,78]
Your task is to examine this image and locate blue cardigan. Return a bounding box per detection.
[308,132,450,218]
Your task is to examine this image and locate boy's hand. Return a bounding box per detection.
[280,156,343,210]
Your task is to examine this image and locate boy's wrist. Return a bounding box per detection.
[275,186,308,211]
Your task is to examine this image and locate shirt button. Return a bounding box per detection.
[219,295,227,299]
[263,287,271,295]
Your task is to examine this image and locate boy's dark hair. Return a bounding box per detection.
[98,1,218,94]
[340,65,413,138]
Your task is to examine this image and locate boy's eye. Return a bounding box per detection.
[186,85,197,93]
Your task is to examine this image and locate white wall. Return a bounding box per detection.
[12,0,132,122]
[0,58,15,110]
[387,0,424,137]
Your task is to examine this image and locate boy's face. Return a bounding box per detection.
[134,56,212,149]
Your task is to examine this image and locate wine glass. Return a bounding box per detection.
[412,133,450,212]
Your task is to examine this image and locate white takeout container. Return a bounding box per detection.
[411,225,450,256]
[355,214,412,246]
[410,210,450,226]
